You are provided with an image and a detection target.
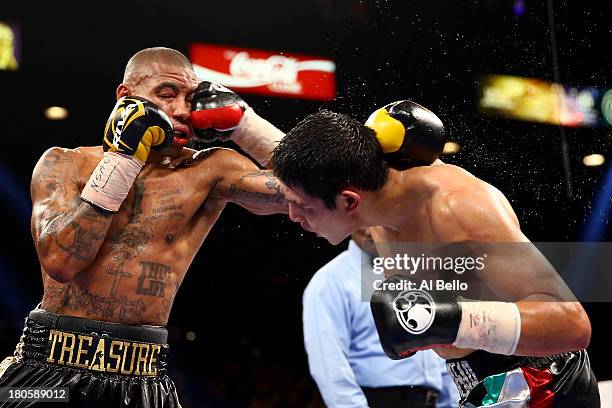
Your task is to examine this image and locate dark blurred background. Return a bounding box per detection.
[1,1,610,406]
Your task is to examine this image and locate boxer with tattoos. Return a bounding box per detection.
[0,47,286,407]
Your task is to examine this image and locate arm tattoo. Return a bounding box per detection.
[40,200,112,263]
[227,184,285,204]
[54,221,94,262]
[33,149,116,276]
[80,203,114,221]
[232,170,285,203]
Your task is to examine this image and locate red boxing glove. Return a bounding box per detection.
[190,81,248,142]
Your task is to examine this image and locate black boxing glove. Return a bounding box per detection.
[102,96,174,161]
[365,100,446,166]
[190,81,248,142]
[371,274,461,359]
[81,96,173,211]
[371,274,522,359]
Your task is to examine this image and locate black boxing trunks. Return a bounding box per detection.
[445,350,599,407]
[0,308,180,407]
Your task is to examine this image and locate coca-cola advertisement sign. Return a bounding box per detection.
[189,43,336,101]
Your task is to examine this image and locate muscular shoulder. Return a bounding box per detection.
[30,147,76,203]
[34,147,77,179]
[34,146,99,172]
[427,166,520,240]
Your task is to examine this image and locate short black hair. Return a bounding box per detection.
[272,109,388,209]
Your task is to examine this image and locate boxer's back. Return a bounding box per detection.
[36,146,228,326]
[371,163,519,242]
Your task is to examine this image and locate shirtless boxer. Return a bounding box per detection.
[271,102,599,407]
[0,47,287,407]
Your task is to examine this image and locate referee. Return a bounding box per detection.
[303,228,459,408]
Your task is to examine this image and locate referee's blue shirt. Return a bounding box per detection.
[303,241,459,408]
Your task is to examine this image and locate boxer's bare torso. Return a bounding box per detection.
[31,145,285,326]
[369,163,524,359]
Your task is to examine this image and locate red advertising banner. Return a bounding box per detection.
[189,43,336,101]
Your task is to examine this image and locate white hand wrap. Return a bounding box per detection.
[453,301,522,355]
[230,107,284,167]
[80,151,144,212]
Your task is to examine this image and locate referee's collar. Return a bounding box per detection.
[347,240,373,271]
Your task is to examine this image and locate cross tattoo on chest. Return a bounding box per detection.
[106,268,133,298]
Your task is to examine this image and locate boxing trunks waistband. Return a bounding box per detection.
[446,349,600,407]
[14,308,169,378]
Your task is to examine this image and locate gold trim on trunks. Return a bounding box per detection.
[0,356,18,379]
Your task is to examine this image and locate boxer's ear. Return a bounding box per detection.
[116,84,130,100]
[338,190,361,214]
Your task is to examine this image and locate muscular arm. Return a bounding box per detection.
[31,147,114,282]
[201,148,288,215]
[229,108,284,168]
[442,185,591,356]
